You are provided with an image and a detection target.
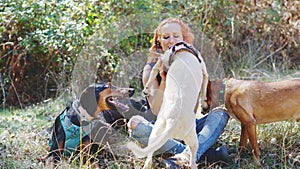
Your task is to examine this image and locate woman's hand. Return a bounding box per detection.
[159,70,166,81]
[158,58,167,82]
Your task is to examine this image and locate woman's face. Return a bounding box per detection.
[159,23,183,51]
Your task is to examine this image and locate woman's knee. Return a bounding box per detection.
[127,115,153,145]
[204,108,230,129]
[210,108,229,120]
[127,115,149,131]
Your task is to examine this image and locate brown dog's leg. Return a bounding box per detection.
[239,124,248,152]
[235,124,248,163]
[247,124,261,164]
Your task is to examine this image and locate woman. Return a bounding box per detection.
[142,18,195,117]
[128,18,230,167]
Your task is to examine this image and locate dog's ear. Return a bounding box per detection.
[79,86,98,116]
[202,80,212,114]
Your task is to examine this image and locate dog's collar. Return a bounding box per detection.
[168,41,201,65]
[72,100,97,122]
[219,79,227,105]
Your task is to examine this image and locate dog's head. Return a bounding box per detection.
[79,82,135,118]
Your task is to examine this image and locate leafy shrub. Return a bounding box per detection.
[0,0,299,107]
[0,1,89,107]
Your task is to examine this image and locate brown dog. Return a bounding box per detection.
[203,78,300,163]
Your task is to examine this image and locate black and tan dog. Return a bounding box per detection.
[45,82,146,166]
[203,78,300,164]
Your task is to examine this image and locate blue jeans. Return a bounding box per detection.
[131,108,229,161]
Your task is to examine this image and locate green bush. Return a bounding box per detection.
[0,0,299,107]
[0,0,89,107]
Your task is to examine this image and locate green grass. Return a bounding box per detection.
[0,98,64,169]
[0,95,299,169]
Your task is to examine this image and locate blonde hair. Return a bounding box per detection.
[149,17,194,53]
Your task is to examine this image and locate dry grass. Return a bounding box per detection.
[0,92,299,169]
[217,119,300,169]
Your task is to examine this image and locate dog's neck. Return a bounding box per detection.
[210,79,226,108]
[72,100,96,122]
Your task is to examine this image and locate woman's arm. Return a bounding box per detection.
[142,62,166,116]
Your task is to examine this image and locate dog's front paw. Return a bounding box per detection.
[143,87,150,96]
